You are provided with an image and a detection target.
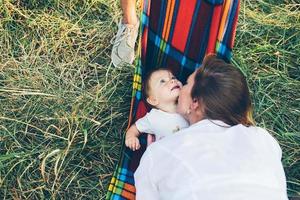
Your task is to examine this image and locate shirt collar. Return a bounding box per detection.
[190,119,231,128]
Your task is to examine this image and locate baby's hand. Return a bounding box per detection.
[125,136,141,151]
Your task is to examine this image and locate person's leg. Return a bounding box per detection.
[121,0,138,25]
[111,0,139,67]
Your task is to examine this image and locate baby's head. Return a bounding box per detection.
[143,68,182,110]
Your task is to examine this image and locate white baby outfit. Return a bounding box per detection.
[135,108,189,140]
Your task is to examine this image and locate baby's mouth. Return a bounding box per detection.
[171,85,180,91]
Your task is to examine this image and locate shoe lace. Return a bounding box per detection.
[110,25,135,47]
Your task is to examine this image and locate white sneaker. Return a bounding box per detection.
[111,20,139,67]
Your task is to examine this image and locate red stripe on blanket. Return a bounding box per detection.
[171,0,197,52]
[121,185,135,200]
[187,1,212,60]
[123,183,136,193]
[135,101,148,121]
[149,0,162,32]
[206,5,223,55]
[141,26,149,66]
[228,1,240,48]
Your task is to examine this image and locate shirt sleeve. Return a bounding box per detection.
[135,112,154,134]
[134,149,159,200]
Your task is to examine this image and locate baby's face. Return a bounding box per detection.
[148,70,182,105]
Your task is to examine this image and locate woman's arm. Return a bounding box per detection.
[134,149,159,199]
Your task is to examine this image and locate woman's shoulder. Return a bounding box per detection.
[234,124,276,140]
[246,125,268,132]
[242,125,274,138]
[239,125,282,153]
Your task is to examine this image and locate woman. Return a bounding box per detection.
[134,55,288,200]
[107,1,240,199]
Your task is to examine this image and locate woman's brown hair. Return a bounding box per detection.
[191,55,254,126]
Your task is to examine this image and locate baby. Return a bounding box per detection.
[125,68,189,151]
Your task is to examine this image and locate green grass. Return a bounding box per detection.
[234,1,300,196]
[0,0,299,199]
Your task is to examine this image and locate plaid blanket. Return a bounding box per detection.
[106,0,240,199]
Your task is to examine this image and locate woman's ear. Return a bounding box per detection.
[147,96,159,107]
[191,98,205,117]
[191,98,199,110]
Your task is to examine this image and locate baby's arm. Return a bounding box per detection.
[125,124,141,151]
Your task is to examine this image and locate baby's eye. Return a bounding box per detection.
[171,76,176,80]
[160,79,166,83]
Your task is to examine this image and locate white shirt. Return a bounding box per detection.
[135,108,189,140]
[134,119,288,200]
